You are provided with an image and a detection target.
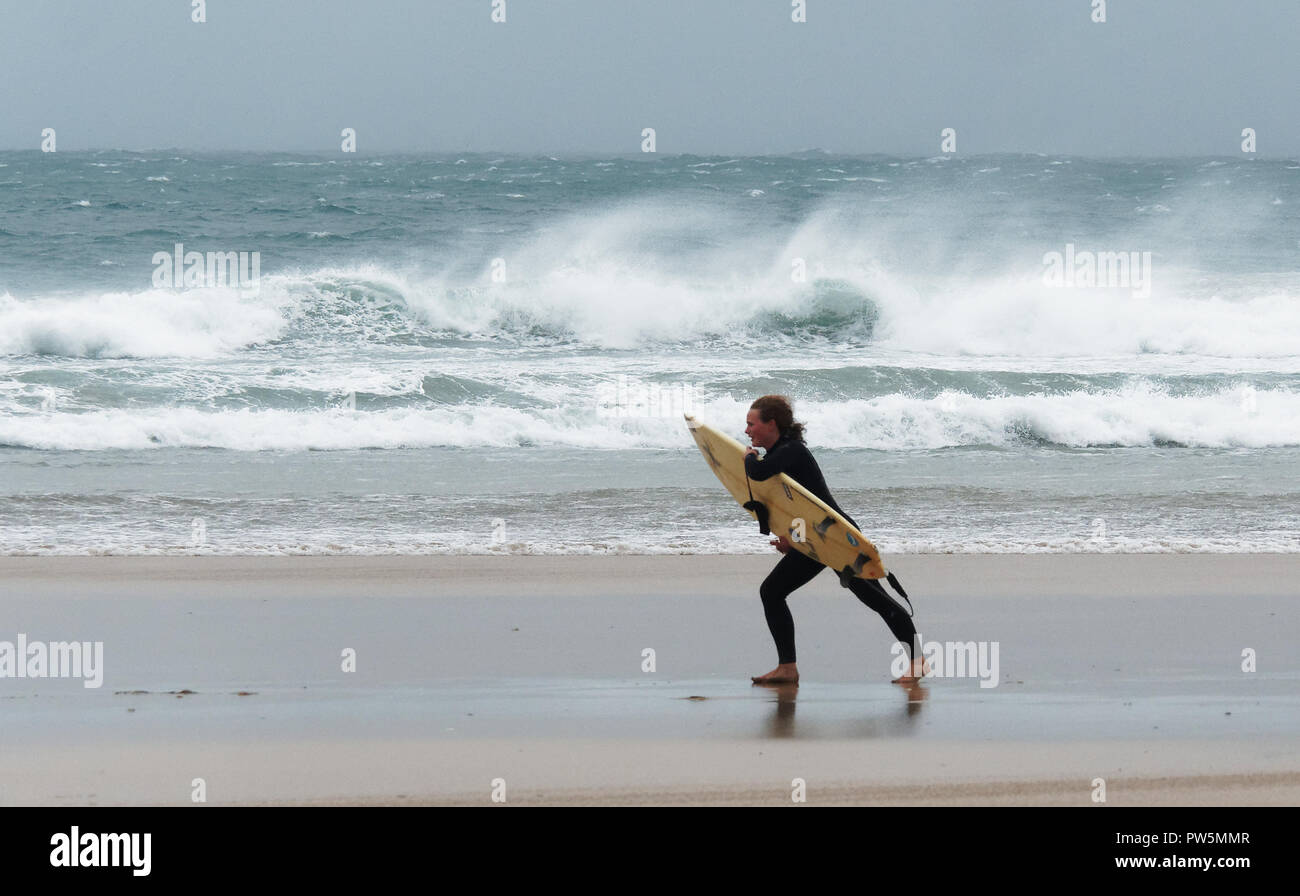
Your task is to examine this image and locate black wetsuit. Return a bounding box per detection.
[744,435,917,665]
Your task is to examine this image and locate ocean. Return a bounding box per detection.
[1,151,1297,555]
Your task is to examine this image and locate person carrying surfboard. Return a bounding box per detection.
[743,395,927,685]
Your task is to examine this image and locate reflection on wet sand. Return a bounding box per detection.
[752,680,927,738]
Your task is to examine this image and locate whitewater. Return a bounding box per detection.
[1,152,1297,553]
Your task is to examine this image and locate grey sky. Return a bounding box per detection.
[2,0,1297,155]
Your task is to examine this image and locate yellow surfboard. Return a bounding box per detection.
[685,414,889,583]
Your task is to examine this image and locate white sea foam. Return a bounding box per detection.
[875,277,1300,359]
[375,196,1300,357]
[5,247,1299,362]
[2,383,1296,450]
[0,288,286,358]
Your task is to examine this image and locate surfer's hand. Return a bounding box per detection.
[770,536,791,554]
[745,447,759,457]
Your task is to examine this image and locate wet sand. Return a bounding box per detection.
[2,554,1297,805]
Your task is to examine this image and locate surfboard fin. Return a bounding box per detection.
[837,566,916,618]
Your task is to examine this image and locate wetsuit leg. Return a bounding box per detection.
[846,576,918,660]
[759,550,824,664]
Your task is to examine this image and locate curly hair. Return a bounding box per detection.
[750,394,806,442]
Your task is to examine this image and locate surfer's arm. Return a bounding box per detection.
[744,442,795,481]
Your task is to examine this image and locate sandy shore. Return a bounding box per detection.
[2,554,1297,805]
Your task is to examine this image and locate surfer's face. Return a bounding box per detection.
[745,410,780,449]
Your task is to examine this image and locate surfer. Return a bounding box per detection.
[743,395,926,685]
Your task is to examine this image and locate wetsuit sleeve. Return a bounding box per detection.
[744,441,799,481]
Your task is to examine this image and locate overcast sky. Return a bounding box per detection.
[2,0,1297,155]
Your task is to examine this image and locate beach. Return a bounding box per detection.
[4,0,1300,835]
[4,554,1296,806]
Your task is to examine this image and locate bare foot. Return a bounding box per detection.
[891,656,931,684]
[752,663,799,685]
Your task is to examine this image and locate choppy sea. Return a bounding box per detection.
[2,151,1297,554]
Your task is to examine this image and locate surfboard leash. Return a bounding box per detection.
[839,563,915,618]
[885,571,915,618]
